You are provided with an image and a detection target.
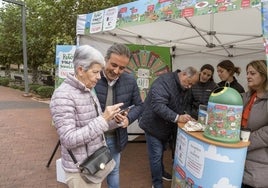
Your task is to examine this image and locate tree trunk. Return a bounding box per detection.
[31,67,41,84]
[4,64,11,78]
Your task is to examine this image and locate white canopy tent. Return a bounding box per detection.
[76,0,266,138]
[78,7,263,58]
[77,1,266,87]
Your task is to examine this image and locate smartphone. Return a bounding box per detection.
[119,105,135,115]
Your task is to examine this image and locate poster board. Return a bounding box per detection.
[55,45,76,88]
[126,44,171,101]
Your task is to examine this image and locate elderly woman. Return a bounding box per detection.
[241,60,268,188]
[50,45,125,188]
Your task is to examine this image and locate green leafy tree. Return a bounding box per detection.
[0,0,133,83]
[0,4,22,78]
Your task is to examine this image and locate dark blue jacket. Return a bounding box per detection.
[95,72,143,151]
[139,70,189,142]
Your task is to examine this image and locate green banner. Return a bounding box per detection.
[126,44,171,101]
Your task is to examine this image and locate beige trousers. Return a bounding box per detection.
[65,172,101,188]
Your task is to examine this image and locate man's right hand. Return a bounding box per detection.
[178,114,194,123]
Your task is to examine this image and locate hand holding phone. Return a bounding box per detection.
[113,105,134,125]
[114,105,134,127]
[119,105,135,115]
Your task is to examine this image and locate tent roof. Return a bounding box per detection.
[77,5,264,58]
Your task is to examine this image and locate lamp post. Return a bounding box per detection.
[2,0,29,96]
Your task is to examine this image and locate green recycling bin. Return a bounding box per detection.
[203,87,243,143]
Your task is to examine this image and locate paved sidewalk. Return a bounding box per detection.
[0,86,172,188]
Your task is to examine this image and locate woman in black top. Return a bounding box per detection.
[189,64,218,119]
[217,60,245,93]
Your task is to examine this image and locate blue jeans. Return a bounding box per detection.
[105,136,121,188]
[145,132,166,188]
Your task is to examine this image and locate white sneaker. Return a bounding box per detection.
[162,171,172,181]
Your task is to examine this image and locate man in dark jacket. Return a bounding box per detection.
[139,67,199,188]
[95,43,143,188]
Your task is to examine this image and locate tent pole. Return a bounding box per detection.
[184,17,211,47]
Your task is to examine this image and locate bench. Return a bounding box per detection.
[14,75,23,84]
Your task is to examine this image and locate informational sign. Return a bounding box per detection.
[177,133,188,167]
[55,45,76,88]
[90,10,104,34]
[103,6,118,31]
[186,141,205,179]
[172,128,248,188]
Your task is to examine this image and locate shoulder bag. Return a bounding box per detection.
[67,140,115,184]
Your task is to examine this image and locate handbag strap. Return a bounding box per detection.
[67,95,106,167]
[67,149,78,165]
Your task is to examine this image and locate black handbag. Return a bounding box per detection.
[79,145,113,175]
[68,143,115,184]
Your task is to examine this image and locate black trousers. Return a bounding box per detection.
[241,183,254,188]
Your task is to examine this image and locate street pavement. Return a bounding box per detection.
[0,86,172,188]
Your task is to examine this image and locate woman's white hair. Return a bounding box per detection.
[73,45,105,74]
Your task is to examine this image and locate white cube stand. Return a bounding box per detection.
[56,158,66,184]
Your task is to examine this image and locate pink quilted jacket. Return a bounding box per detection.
[50,74,119,172]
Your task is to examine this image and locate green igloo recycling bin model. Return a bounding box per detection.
[203,87,243,143]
